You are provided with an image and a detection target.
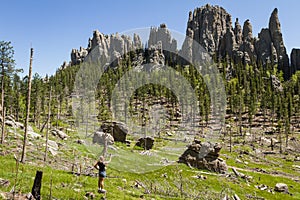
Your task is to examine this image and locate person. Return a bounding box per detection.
[94,154,112,193]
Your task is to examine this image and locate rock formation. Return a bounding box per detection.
[71,47,88,65]
[181,4,294,79]
[274,183,289,193]
[186,4,232,54]
[100,121,129,143]
[71,30,143,66]
[291,48,300,74]
[92,131,114,145]
[255,8,290,78]
[269,9,289,71]
[135,137,154,150]
[67,4,300,79]
[148,24,177,63]
[178,140,228,173]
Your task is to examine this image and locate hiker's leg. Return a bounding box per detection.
[98,177,101,189]
[100,177,104,189]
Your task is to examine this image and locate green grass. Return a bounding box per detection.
[1,152,300,199]
[1,125,300,199]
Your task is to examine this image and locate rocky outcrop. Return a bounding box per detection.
[71,47,88,65]
[255,28,277,65]
[146,41,165,65]
[178,140,228,173]
[269,9,289,74]
[186,4,232,55]
[291,48,300,74]
[71,30,143,66]
[148,24,177,63]
[270,74,283,92]
[234,18,243,45]
[182,5,293,78]
[135,137,154,150]
[237,19,256,64]
[66,4,299,79]
[255,8,289,78]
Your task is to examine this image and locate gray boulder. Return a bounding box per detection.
[100,121,129,143]
[135,137,154,150]
[92,131,114,145]
[27,131,41,139]
[51,129,68,140]
[178,140,228,173]
[274,183,288,193]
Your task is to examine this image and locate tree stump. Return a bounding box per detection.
[32,170,43,200]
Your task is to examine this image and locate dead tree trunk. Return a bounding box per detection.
[44,87,52,162]
[21,48,33,163]
[1,107,6,144]
[31,170,43,200]
[0,57,5,144]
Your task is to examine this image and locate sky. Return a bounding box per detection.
[1,0,300,77]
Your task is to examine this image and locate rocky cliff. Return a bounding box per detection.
[182,4,292,79]
[70,30,142,66]
[67,4,299,79]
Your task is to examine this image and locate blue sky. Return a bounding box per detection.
[1,0,300,77]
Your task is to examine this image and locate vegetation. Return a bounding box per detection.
[0,41,299,199]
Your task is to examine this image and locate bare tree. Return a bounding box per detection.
[44,87,52,162]
[21,48,33,163]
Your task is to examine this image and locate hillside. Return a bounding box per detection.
[0,3,300,200]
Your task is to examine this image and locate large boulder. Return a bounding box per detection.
[135,137,154,150]
[178,140,228,173]
[92,131,114,145]
[100,121,129,143]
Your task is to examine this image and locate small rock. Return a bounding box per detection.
[74,188,81,192]
[28,131,41,139]
[85,192,95,199]
[0,178,10,187]
[161,173,168,178]
[76,139,85,145]
[293,165,300,170]
[233,194,241,200]
[51,129,68,140]
[275,183,288,193]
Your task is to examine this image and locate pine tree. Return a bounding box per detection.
[0,41,17,144]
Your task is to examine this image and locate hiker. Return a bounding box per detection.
[94,154,112,193]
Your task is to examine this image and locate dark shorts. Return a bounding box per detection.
[99,171,106,178]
